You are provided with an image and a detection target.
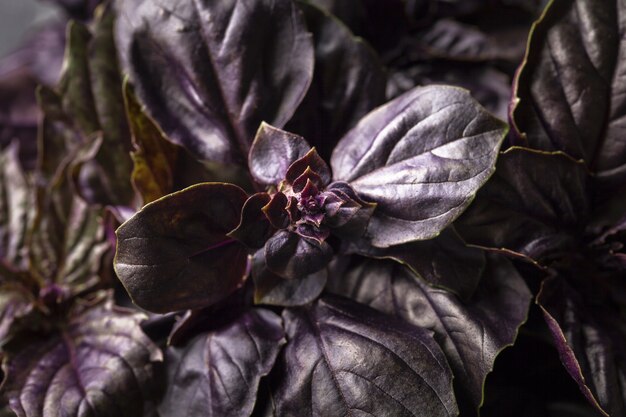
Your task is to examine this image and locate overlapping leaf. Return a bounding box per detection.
[538,274,626,417]
[114,183,249,313]
[270,296,459,416]
[332,85,507,247]
[0,143,33,273]
[159,309,285,417]
[115,0,314,165]
[457,147,591,263]
[328,255,531,412]
[39,7,134,207]
[512,0,626,186]
[346,227,486,300]
[0,295,163,417]
[286,1,386,160]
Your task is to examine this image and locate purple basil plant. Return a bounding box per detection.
[0,0,624,416]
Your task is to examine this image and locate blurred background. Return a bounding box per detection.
[0,1,61,58]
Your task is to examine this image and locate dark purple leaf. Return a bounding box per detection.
[285,1,386,160]
[1,295,163,417]
[457,148,590,264]
[114,183,249,313]
[387,64,512,121]
[252,249,326,306]
[511,0,626,185]
[346,227,485,300]
[248,123,311,186]
[331,85,507,247]
[228,193,274,249]
[270,296,459,416]
[264,230,333,280]
[328,255,531,411]
[262,192,290,229]
[284,148,331,187]
[538,274,626,417]
[324,181,376,240]
[115,0,314,165]
[159,309,284,417]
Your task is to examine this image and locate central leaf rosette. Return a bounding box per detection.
[229,124,376,279]
[228,123,376,280]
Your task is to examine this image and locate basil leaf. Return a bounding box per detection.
[115,0,314,165]
[114,183,249,313]
[1,296,163,417]
[159,309,285,417]
[329,255,531,412]
[332,85,507,247]
[271,296,459,416]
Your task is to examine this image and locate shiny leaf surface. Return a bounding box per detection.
[347,227,485,300]
[270,296,459,416]
[159,309,285,417]
[512,0,626,185]
[252,250,326,307]
[332,85,507,247]
[328,255,531,411]
[538,274,626,417]
[457,147,590,264]
[115,0,314,165]
[264,230,332,280]
[248,123,311,187]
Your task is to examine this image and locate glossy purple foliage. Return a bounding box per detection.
[4,0,625,416]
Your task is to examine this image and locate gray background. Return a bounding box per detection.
[0,0,60,58]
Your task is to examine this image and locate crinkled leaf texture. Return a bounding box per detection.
[159,309,285,417]
[512,0,626,187]
[114,183,248,313]
[346,227,485,300]
[115,0,314,165]
[328,255,531,411]
[0,296,163,417]
[331,85,507,247]
[457,147,590,263]
[538,274,626,417]
[269,296,459,417]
